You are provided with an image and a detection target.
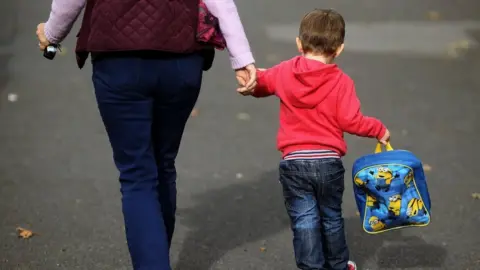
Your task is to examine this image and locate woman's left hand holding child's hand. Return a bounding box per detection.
[236,64,257,95]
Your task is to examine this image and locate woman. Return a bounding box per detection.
[36,0,256,269]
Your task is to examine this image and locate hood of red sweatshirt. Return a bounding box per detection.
[285,56,343,109]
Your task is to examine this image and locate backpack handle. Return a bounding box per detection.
[375,142,394,153]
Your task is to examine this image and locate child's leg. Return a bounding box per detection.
[316,159,349,270]
[279,160,325,269]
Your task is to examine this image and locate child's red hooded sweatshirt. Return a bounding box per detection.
[253,56,386,157]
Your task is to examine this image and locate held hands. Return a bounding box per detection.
[36,23,50,51]
[235,64,257,96]
[378,129,391,145]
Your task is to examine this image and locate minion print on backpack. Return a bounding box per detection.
[352,143,431,234]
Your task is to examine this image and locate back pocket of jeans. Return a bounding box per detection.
[175,54,204,89]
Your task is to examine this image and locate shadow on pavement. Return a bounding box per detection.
[176,170,447,269]
[346,220,447,269]
[175,170,289,269]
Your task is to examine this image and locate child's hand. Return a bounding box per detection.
[235,64,257,94]
[236,75,254,96]
[239,90,254,96]
[378,129,390,145]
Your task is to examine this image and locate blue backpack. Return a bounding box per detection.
[352,143,431,234]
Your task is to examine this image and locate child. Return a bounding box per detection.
[242,9,390,270]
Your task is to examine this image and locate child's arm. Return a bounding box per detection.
[337,82,388,141]
[250,66,280,98]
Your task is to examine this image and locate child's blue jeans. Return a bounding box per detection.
[279,158,350,270]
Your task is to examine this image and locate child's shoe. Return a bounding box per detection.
[348,261,357,270]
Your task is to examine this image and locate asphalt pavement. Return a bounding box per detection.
[1,0,479,269]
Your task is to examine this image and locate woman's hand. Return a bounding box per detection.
[235,64,257,95]
[36,23,50,51]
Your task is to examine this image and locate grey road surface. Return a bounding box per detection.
[1,0,479,269]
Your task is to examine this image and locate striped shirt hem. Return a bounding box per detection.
[283,150,340,160]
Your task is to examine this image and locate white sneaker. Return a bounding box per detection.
[347,261,357,270]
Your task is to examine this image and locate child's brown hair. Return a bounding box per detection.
[299,9,345,56]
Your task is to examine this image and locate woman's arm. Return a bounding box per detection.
[44,0,86,44]
[203,0,255,69]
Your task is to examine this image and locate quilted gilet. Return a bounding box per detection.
[75,0,201,68]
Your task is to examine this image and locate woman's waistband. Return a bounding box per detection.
[91,50,205,60]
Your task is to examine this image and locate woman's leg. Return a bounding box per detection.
[151,53,204,246]
[92,56,171,270]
